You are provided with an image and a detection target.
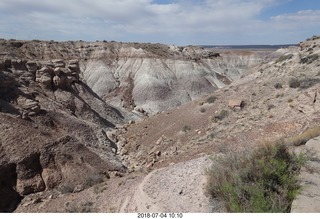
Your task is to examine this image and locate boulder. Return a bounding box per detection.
[16,153,46,196]
[38,61,54,68]
[19,98,41,116]
[25,61,38,73]
[40,73,53,89]
[39,66,53,74]
[54,67,61,76]
[228,99,244,109]
[69,59,79,65]
[60,67,72,75]
[68,60,80,71]
[24,99,38,109]
[41,168,62,190]
[53,75,68,89]
[0,163,22,212]
[0,72,15,89]
[19,72,35,84]
[52,59,65,68]
[11,59,27,71]
[0,60,4,71]
[16,175,45,196]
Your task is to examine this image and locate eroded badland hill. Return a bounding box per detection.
[0,37,320,212]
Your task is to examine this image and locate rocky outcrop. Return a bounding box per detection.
[0,162,22,212]
[82,45,264,114]
[0,39,270,114]
[0,51,129,212]
[34,60,80,90]
[16,153,45,196]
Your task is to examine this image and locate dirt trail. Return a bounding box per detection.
[291,136,320,212]
[120,156,223,212]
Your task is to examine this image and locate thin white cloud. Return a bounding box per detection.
[0,0,319,44]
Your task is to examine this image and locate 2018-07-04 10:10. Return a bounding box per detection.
[137,213,183,218]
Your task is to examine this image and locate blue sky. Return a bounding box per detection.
[0,0,319,45]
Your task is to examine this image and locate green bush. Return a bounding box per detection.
[206,141,306,212]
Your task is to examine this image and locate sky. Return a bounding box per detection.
[0,0,319,45]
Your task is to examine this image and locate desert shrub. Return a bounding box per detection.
[58,183,75,194]
[288,78,300,88]
[267,104,275,111]
[66,201,95,213]
[299,78,320,89]
[276,93,284,98]
[182,125,191,132]
[93,183,108,194]
[206,96,217,104]
[285,126,320,146]
[274,83,283,89]
[276,54,293,63]
[288,77,320,89]
[306,35,320,41]
[213,110,229,122]
[300,54,319,64]
[206,141,306,212]
[84,175,104,189]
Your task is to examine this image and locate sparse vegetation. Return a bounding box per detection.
[267,104,275,111]
[93,183,108,194]
[299,78,320,89]
[58,183,75,194]
[274,82,283,89]
[206,140,306,212]
[65,201,95,213]
[288,77,320,89]
[182,125,191,132]
[288,78,300,88]
[300,54,319,64]
[276,93,284,98]
[276,54,293,63]
[306,35,320,41]
[84,175,104,189]
[213,109,229,122]
[205,96,217,104]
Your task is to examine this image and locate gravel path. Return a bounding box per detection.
[120,156,223,212]
[291,136,320,212]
